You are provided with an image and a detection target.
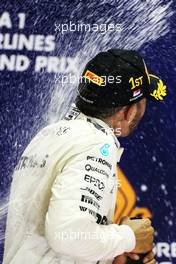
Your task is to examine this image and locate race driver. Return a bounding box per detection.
[3,49,166,264]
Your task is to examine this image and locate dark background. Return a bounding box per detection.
[0,0,176,263]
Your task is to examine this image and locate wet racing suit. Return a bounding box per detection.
[3,105,135,264]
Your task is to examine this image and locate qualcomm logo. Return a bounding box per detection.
[100,144,110,157]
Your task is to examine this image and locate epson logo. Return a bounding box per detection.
[84,174,105,191]
[87,156,112,170]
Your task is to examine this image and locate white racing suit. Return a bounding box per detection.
[3,105,135,264]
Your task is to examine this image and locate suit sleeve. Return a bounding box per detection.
[45,141,135,262]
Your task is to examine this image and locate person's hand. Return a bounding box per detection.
[120,217,154,254]
[113,251,156,264]
[142,251,156,264]
[112,254,126,264]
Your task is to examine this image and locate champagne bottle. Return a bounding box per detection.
[126,217,151,264]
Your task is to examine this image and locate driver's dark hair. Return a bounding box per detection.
[75,98,123,119]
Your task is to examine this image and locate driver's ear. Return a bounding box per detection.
[113,107,127,121]
[125,103,138,124]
